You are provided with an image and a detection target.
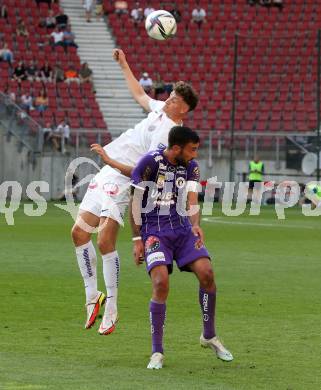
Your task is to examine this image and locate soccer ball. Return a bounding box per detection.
[145,10,177,41]
[305,183,321,206]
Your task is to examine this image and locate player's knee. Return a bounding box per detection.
[97,236,116,255]
[200,267,215,291]
[152,276,169,299]
[71,224,90,246]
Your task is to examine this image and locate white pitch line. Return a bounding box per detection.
[201,218,315,230]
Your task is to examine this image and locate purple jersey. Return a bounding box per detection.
[131,148,200,234]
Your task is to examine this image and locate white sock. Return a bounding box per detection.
[102,251,120,316]
[75,241,98,303]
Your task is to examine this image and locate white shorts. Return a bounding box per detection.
[79,167,130,224]
[84,0,94,12]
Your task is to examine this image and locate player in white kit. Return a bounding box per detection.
[71,48,198,335]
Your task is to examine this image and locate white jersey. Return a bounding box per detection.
[95,99,177,183]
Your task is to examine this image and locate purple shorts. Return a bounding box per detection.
[142,226,211,274]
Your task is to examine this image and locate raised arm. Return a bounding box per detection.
[113,48,151,112]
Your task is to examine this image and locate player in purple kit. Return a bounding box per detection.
[129,126,233,369]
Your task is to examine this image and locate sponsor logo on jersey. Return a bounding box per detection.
[88,179,98,190]
[156,174,165,188]
[145,236,160,254]
[154,155,163,162]
[192,166,200,180]
[168,166,176,172]
[146,251,166,266]
[103,182,119,196]
[165,172,175,181]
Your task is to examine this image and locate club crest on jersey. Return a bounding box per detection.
[176,177,186,189]
[145,236,160,254]
[103,182,119,196]
[157,143,166,149]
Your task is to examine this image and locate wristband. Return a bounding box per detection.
[132,236,142,241]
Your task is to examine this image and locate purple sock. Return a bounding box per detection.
[149,300,166,354]
[199,287,216,339]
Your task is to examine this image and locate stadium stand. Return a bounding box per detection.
[105,0,320,149]
[0,0,110,148]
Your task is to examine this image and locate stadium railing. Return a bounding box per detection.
[0,92,109,158]
[0,91,42,154]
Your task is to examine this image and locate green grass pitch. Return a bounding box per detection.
[1,204,320,390]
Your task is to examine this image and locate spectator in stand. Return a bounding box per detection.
[153,73,172,100]
[60,120,70,152]
[192,5,206,29]
[153,73,166,99]
[35,90,49,112]
[95,0,104,20]
[12,61,27,82]
[139,72,153,94]
[41,121,53,144]
[4,86,17,104]
[63,25,78,50]
[16,19,29,37]
[273,0,283,9]
[115,1,128,16]
[49,125,61,151]
[65,65,79,84]
[49,120,70,152]
[36,0,52,8]
[79,62,93,83]
[6,88,17,104]
[131,2,143,25]
[20,93,34,112]
[144,6,155,18]
[0,1,8,19]
[55,11,68,28]
[40,60,53,82]
[260,0,271,5]
[53,64,65,83]
[26,60,40,82]
[169,4,182,23]
[102,0,113,15]
[0,43,13,65]
[43,9,56,29]
[50,26,64,47]
[83,0,94,22]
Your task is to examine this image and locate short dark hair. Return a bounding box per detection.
[174,81,199,112]
[168,126,200,148]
